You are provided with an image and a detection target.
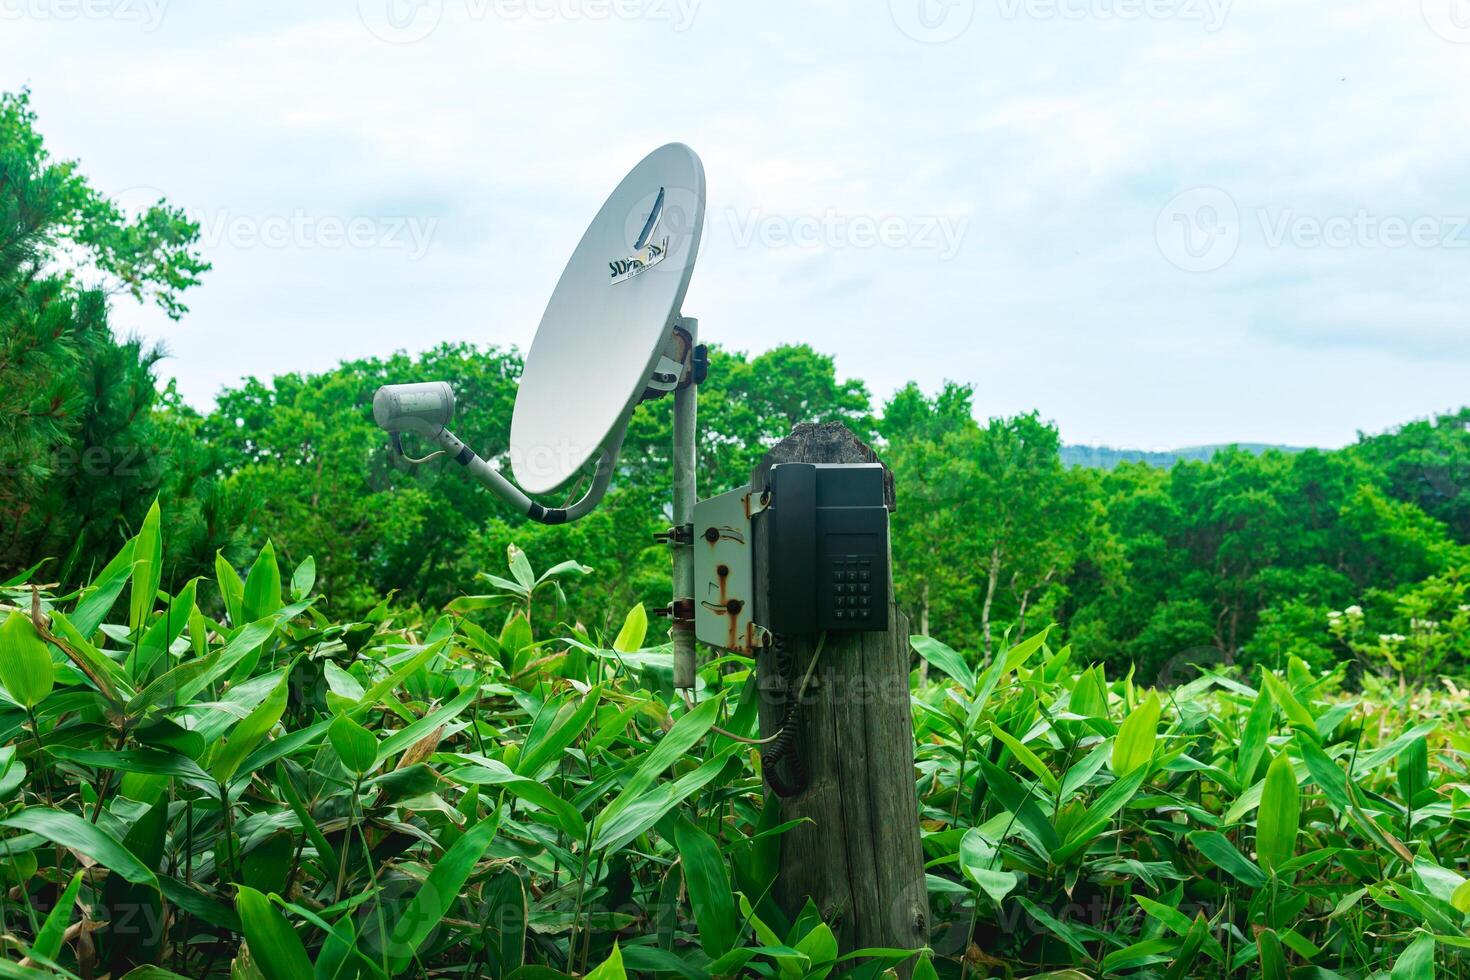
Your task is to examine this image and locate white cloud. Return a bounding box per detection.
[3,0,1468,449]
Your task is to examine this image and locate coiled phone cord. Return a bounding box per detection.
[760,632,826,798]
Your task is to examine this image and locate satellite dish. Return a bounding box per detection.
[372,143,707,686]
[510,143,706,494]
[373,144,706,522]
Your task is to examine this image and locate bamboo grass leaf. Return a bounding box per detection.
[385,807,503,975]
[1255,751,1301,873]
[235,886,314,980]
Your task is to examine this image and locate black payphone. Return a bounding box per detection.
[760,462,890,635]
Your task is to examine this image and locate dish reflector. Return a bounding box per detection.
[510,143,706,494]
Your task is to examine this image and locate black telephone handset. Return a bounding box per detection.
[763,462,890,635]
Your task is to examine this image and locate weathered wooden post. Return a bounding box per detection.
[751,422,929,968]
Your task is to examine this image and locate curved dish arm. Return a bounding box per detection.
[429,424,625,526]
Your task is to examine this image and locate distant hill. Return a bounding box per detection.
[1060,443,1306,470]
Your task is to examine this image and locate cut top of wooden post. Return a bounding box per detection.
[750,422,896,512]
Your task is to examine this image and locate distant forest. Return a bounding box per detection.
[1060,443,1307,470]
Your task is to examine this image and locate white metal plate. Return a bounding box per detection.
[510,144,706,494]
[693,486,758,652]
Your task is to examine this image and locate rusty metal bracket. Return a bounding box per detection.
[653,598,697,620]
[642,324,703,402]
[682,343,708,389]
[654,524,694,546]
[692,484,759,653]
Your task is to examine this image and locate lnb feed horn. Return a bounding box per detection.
[373,380,625,527]
[373,381,453,436]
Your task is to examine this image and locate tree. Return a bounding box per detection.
[0,89,228,584]
[1065,442,1467,680]
[198,341,877,623]
[199,343,521,614]
[9,82,1470,683]
[1350,408,1470,544]
[880,381,980,640]
[881,403,1095,661]
[1,89,209,319]
[961,413,1091,658]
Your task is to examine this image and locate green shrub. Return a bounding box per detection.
[0,510,1466,978]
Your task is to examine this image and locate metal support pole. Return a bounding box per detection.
[672,317,698,689]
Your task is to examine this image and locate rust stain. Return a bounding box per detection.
[695,564,750,651]
[742,491,770,520]
[718,563,734,648]
[704,525,747,545]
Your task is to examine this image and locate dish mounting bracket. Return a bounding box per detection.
[641,317,705,403]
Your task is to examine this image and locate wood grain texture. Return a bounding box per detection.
[752,423,927,974]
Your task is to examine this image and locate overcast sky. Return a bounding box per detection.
[4,0,1468,450]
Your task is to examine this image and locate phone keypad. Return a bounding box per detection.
[829,557,875,624]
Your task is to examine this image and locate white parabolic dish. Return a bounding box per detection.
[510,143,706,495]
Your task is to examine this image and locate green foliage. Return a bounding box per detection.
[1352,407,1470,541]
[234,886,314,980]
[0,808,157,886]
[0,90,244,588]
[1328,567,1470,685]
[130,498,163,635]
[1068,437,1470,681]
[675,818,739,958]
[883,389,1105,659]
[210,668,291,785]
[0,89,210,320]
[32,869,83,964]
[5,84,1470,689]
[327,714,379,776]
[0,610,53,708]
[1,519,882,977]
[911,629,1470,978]
[191,340,872,626]
[30,513,1438,977]
[384,808,503,974]
[1255,751,1300,873]
[1110,689,1160,776]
